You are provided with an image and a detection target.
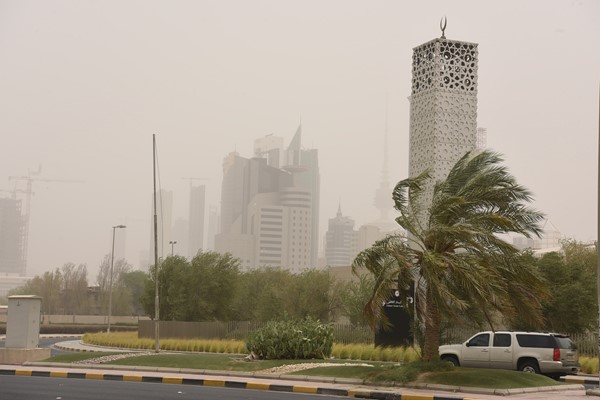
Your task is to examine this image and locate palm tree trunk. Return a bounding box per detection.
[422,288,441,362]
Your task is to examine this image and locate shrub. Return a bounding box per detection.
[333,343,350,359]
[580,356,599,374]
[349,344,363,360]
[245,317,333,360]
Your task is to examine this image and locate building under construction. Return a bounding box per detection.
[0,196,26,276]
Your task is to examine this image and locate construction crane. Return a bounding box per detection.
[7,168,83,275]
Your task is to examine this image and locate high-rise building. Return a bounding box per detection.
[0,197,26,275]
[324,205,387,268]
[325,204,356,267]
[206,205,219,251]
[371,104,400,234]
[286,125,320,267]
[188,185,206,258]
[409,29,478,197]
[476,127,487,149]
[254,134,284,168]
[215,125,319,271]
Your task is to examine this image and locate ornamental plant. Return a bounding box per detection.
[245,316,333,360]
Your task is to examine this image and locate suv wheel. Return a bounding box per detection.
[519,360,540,374]
[441,355,459,367]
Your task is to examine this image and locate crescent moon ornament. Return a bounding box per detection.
[440,16,447,39]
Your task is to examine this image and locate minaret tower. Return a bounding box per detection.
[409,18,478,193]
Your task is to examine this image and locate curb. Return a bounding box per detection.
[8,363,587,400]
[561,375,599,385]
[0,367,473,400]
[54,342,105,353]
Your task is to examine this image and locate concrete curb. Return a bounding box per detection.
[54,342,110,353]
[561,375,599,385]
[13,362,587,399]
[0,366,474,400]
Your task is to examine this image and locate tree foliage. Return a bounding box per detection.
[536,240,597,334]
[353,150,548,361]
[9,263,89,314]
[142,251,241,321]
[338,272,375,326]
[141,252,350,323]
[96,255,133,316]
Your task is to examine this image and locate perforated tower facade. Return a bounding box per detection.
[409,37,478,188]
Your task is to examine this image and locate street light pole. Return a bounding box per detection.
[169,240,177,257]
[107,224,126,333]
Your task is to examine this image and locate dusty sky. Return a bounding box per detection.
[1,0,598,280]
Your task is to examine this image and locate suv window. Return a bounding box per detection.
[493,333,511,347]
[516,334,555,348]
[468,333,490,347]
[554,336,577,350]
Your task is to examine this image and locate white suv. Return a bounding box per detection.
[439,331,579,377]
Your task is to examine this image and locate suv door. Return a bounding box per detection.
[490,332,513,370]
[462,333,491,368]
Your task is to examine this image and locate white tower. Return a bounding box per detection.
[409,21,478,193]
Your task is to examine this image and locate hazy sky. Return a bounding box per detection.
[1,0,598,280]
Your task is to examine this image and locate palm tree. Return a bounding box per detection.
[353,150,548,362]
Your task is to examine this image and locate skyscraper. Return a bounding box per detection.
[409,27,478,195]
[188,185,206,258]
[206,205,219,251]
[371,103,399,233]
[325,204,356,267]
[215,126,320,271]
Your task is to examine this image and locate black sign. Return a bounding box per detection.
[374,288,414,348]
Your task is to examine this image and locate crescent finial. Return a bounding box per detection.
[440,16,447,39]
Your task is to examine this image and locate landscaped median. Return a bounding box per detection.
[33,332,585,397]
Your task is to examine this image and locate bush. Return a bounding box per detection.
[245,317,333,360]
[580,356,599,374]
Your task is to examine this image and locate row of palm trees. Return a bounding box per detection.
[353,150,549,361]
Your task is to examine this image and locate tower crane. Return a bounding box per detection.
[7,170,83,275]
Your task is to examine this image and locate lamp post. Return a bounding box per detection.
[169,240,177,257]
[107,224,126,333]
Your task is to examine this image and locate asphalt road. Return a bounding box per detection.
[0,336,72,357]
[0,375,346,400]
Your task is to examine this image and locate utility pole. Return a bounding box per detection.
[107,225,126,333]
[153,135,160,353]
[596,85,599,388]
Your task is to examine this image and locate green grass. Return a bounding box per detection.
[43,351,567,390]
[291,365,381,378]
[51,332,580,389]
[419,367,564,389]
